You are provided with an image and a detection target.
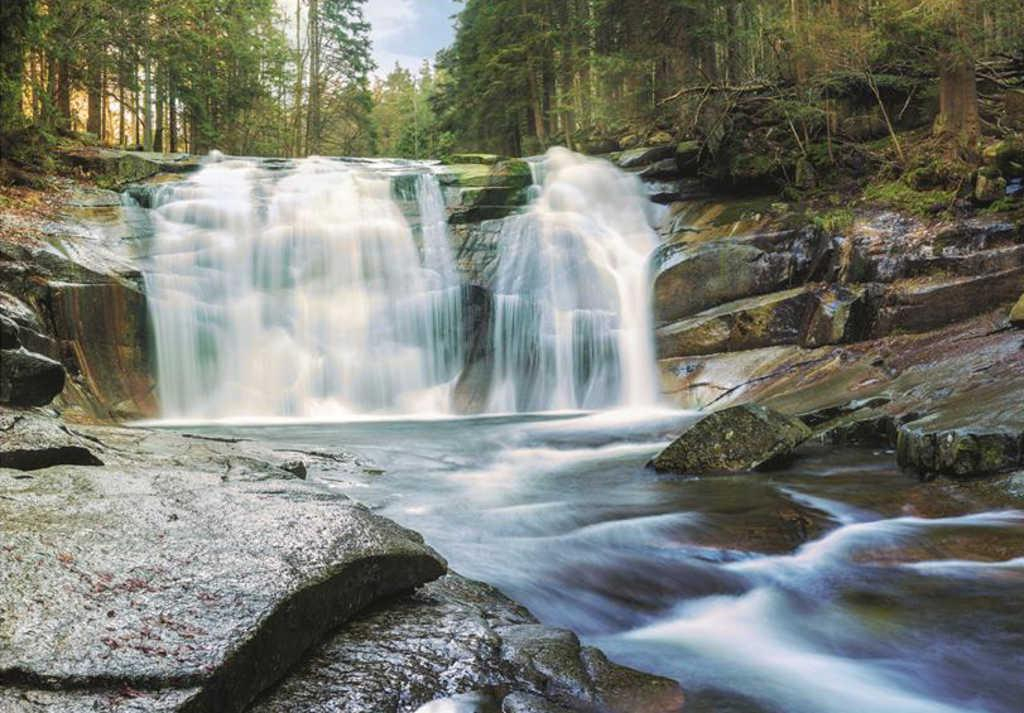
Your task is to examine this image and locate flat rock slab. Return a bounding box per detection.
[0,428,446,713]
[252,574,684,713]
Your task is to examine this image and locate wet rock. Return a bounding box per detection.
[1011,294,1024,327]
[656,286,818,358]
[637,158,682,181]
[651,227,828,326]
[440,160,532,224]
[0,315,18,348]
[0,348,66,407]
[649,403,812,474]
[0,451,446,713]
[870,268,1024,337]
[800,284,873,348]
[652,242,793,326]
[616,145,675,169]
[897,423,1023,480]
[62,148,200,189]
[252,575,683,713]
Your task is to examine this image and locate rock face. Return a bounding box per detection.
[649,404,811,474]
[0,184,157,420]
[0,422,446,713]
[439,159,533,224]
[252,574,684,713]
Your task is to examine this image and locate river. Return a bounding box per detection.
[171,410,1024,713]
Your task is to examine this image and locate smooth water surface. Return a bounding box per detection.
[182,412,1024,713]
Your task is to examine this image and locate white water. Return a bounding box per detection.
[143,155,463,418]
[487,147,660,412]
[143,148,661,418]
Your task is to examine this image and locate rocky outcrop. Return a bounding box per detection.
[649,404,811,474]
[0,185,156,420]
[439,159,533,224]
[252,574,684,713]
[1,415,686,712]
[0,419,447,713]
[62,147,200,189]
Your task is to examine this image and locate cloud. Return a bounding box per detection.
[364,0,418,43]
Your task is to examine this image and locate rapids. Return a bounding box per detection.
[181,412,1024,713]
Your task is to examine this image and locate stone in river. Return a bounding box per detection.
[649,403,812,474]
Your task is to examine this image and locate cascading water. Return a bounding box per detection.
[142,147,661,418]
[485,147,660,412]
[143,155,463,419]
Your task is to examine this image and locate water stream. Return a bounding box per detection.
[182,413,1024,713]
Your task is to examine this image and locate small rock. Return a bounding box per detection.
[649,403,812,474]
[280,459,308,479]
[1010,294,1024,327]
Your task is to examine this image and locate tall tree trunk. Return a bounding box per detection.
[118,80,126,147]
[0,0,34,132]
[934,57,980,159]
[169,76,178,153]
[57,60,72,130]
[143,58,153,151]
[305,0,320,155]
[154,72,165,152]
[87,63,102,136]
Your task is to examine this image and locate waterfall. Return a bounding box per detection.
[142,148,659,419]
[485,147,660,412]
[143,155,464,419]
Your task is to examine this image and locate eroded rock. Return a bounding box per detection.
[649,403,811,474]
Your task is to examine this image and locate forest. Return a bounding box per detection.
[1,1,1021,166]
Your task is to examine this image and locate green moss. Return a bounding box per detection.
[863,180,953,216]
[811,208,855,234]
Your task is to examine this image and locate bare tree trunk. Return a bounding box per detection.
[934,56,980,160]
[57,60,72,130]
[143,58,153,151]
[169,76,178,153]
[87,64,102,137]
[154,71,165,152]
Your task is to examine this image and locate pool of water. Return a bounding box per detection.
[178,410,1024,713]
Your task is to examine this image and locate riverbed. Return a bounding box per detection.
[171,410,1024,713]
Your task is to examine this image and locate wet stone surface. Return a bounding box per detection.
[0,419,446,713]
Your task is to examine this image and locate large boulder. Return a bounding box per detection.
[0,433,446,713]
[251,574,685,713]
[0,347,65,407]
[440,160,533,224]
[649,403,812,474]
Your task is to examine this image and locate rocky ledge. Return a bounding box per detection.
[652,206,1024,481]
[0,411,683,713]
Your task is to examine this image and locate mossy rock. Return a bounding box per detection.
[441,153,508,166]
[983,140,1024,176]
[1010,293,1024,327]
[649,403,812,474]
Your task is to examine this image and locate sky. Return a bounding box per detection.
[363,0,461,77]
